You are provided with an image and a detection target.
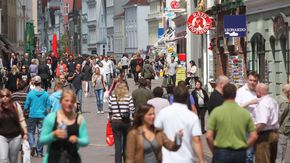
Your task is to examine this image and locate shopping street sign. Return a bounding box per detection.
[224,15,247,37]
[187,12,212,35]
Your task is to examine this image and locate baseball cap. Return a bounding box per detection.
[33,76,41,84]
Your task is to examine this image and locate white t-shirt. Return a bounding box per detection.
[120,57,129,66]
[155,103,202,163]
[255,95,279,131]
[147,97,170,116]
[235,84,257,120]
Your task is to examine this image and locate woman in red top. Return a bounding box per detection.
[56,60,68,78]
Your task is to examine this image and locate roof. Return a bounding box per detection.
[124,0,149,6]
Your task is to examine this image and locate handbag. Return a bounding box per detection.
[22,140,31,163]
[106,120,114,146]
[116,101,130,123]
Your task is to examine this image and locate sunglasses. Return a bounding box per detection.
[1,94,9,98]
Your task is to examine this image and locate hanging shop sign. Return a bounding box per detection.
[170,0,180,9]
[187,12,212,35]
[224,15,247,37]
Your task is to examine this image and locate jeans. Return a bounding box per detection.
[255,131,278,163]
[41,78,48,91]
[197,107,207,133]
[28,118,44,155]
[132,71,139,84]
[76,89,82,112]
[111,121,130,163]
[94,89,104,111]
[85,81,91,95]
[0,135,22,163]
[168,74,176,85]
[105,74,112,90]
[275,134,289,163]
[212,148,247,163]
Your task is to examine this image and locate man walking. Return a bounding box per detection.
[235,71,259,163]
[255,83,279,163]
[207,75,229,114]
[206,83,257,163]
[24,76,50,157]
[68,64,84,113]
[167,56,178,85]
[132,78,153,112]
[101,56,113,89]
[155,85,204,163]
[275,84,290,163]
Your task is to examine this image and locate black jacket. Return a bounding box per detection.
[82,64,92,81]
[191,89,209,109]
[38,64,50,80]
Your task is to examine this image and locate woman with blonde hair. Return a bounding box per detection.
[5,65,21,92]
[0,88,28,163]
[92,67,106,114]
[40,89,89,163]
[108,82,135,163]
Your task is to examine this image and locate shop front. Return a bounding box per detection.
[247,7,290,95]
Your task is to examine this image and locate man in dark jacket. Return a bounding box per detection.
[82,60,92,97]
[67,55,76,73]
[68,63,84,113]
[38,60,51,91]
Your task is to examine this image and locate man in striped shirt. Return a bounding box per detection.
[12,80,28,117]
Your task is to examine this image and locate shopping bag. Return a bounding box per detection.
[103,91,110,103]
[22,140,31,163]
[106,120,114,146]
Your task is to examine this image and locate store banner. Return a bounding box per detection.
[224,15,247,37]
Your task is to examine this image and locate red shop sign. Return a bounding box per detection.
[170,0,180,9]
[187,12,212,35]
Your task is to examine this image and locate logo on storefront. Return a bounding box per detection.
[170,0,180,9]
[187,12,212,35]
[224,15,247,37]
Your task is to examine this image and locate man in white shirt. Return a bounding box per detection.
[167,56,178,85]
[101,56,113,89]
[155,85,204,163]
[235,71,259,120]
[255,83,279,163]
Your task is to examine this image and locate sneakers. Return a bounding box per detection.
[85,93,88,97]
[97,111,101,114]
[100,111,104,114]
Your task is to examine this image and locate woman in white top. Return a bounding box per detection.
[120,54,129,77]
[185,60,198,87]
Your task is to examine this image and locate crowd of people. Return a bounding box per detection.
[0,51,289,163]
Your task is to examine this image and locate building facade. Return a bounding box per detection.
[246,0,290,95]
[106,0,114,55]
[113,12,125,60]
[124,0,150,54]
[147,0,163,46]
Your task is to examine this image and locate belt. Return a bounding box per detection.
[214,147,247,151]
[259,129,278,135]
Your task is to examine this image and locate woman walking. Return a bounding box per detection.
[108,82,135,163]
[126,104,182,163]
[5,65,21,92]
[191,80,209,134]
[40,89,89,163]
[92,67,105,114]
[0,88,28,163]
[82,60,92,97]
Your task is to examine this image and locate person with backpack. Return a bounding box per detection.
[38,60,51,91]
[130,53,143,85]
[142,59,155,89]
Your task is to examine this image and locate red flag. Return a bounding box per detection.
[52,34,58,58]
